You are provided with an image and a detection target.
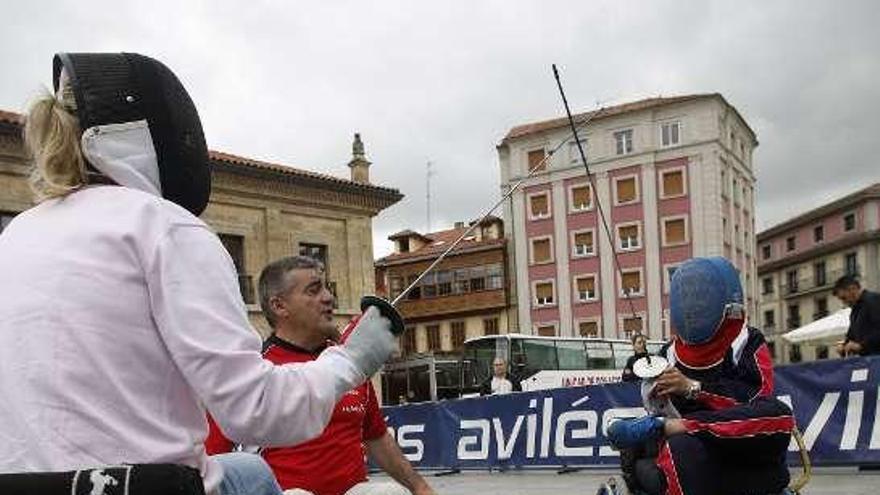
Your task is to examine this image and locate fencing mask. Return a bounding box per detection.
[53,52,211,215]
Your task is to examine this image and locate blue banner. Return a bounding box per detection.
[382,356,880,469]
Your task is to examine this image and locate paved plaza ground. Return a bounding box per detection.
[374,467,879,494]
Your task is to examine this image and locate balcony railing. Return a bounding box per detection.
[779,267,860,297]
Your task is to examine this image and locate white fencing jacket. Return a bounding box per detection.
[0,186,364,493]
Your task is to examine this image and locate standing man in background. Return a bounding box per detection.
[833,275,880,357]
[480,357,521,395]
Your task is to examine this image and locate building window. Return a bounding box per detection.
[764,310,776,329]
[661,121,681,147]
[486,263,503,290]
[426,325,441,351]
[420,273,437,298]
[614,129,634,155]
[534,281,555,307]
[663,264,679,293]
[814,261,826,287]
[569,183,593,211]
[620,269,643,297]
[527,148,547,172]
[574,275,598,302]
[814,297,829,320]
[790,344,802,363]
[662,217,688,246]
[568,141,585,163]
[786,236,796,252]
[762,276,774,295]
[845,253,858,276]
[530,237,553,264]
[218,234,255,304]
[622,316,643,337]
[0,211,16,234]
[452,268,470,295]
[761,244,771,260]
[537,325,556,337]
[389,276,404,299]
[617,223,641,251]
[767,341,776,359]
[528,192,550,219]
[483,318,499,335]
[844,213,856,232]
[437,270,453,296]
[397,237,410,253]
[786,270,799,294]
[402,327,416,355]
[614,176,639,204]
[578,320,599,337]
[816,345,829,360]
[813,225,824,243]
[720,169,728,198]
[660,168,686,198]
[406,274,421,300]
[451,321,466,350]
[299,242,328,272]
[572,230,595,257]
[787,304,801,330]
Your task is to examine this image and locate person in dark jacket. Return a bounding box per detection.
[622,333,650,382]
[833,275,880,357]
[479,357,522,395]
[608,257,794,495]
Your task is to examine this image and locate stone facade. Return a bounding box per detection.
[0,110,402,337]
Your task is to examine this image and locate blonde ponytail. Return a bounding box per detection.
[24,91,87,202]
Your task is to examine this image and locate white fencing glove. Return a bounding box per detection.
[340,306,397,378]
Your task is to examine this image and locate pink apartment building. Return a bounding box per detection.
[497,94,758,340]
[757,183,880,363]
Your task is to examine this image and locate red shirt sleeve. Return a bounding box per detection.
[362,382,388,441]
[205,414,235,455]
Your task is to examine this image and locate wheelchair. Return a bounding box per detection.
[596,427,811,495]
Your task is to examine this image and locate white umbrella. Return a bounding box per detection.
[781,308,851,344]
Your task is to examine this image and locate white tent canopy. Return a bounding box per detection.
[782,308,851,344]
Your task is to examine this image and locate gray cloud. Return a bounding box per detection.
[2,1,878,257]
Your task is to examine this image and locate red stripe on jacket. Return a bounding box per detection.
[657,440,684,495]
[682,415,795,438]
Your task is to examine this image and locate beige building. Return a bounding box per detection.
[497,94,758,340]
[757,183,880,364]
[374,217,513,355]
[0,110,402,335]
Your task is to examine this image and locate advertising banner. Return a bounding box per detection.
[382,356,880,469]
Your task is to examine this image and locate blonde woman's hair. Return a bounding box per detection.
[24,86,87,202]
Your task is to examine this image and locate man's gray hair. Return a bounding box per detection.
[258,255,324,328]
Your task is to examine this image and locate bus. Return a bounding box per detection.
[380,354,461,405]
[458,333,666,396]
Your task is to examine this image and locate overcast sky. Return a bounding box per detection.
[2,1,878,258]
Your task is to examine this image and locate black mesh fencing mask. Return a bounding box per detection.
[53,52,211,216]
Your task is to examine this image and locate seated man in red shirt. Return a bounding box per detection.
[207,256,434,495]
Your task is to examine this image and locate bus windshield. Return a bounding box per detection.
[460,337,504,394]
